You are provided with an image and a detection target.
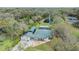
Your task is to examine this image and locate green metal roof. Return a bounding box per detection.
[25,26,54,40]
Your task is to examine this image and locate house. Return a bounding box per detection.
[66,16,79,24]
[21,26,54,41]
[21,15,54,41]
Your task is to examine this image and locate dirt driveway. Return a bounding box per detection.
[11,38,50,51]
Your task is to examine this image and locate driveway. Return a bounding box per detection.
[11,37,50,51]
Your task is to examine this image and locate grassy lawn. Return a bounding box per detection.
[0,37,19,51]
[25,43,53,51]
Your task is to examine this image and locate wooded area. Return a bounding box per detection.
[0,8,79,51]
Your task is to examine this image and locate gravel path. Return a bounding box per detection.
[11,40,32,51]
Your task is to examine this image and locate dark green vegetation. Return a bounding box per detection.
[0,8,79,50]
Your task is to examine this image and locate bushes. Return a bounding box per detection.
[54,23,79,50]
